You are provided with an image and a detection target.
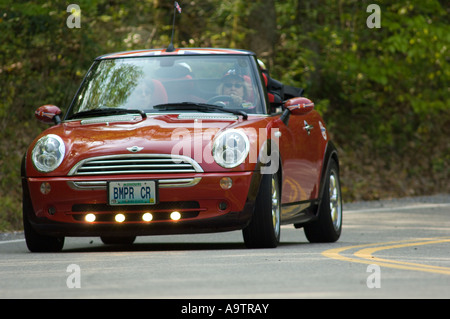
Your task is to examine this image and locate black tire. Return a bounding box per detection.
[304,159,342,243]
[100,236,136,245]
[243,173,281,248]
[23,194,64,252]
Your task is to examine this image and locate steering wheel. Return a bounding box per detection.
[206,95,237,107]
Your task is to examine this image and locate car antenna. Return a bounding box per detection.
[167,1,182,52]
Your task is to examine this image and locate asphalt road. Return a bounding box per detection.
[1,195,449,300]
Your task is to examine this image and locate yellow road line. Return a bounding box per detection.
[322,237,450,275]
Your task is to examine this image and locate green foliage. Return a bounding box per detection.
[0,0,448,230]
[274,0,449,201]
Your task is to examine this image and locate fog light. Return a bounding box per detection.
[219,201,228,210]
[40,182,51,195]
[115,213,125,223]
[85,213,96,223]
[170,211,181,221]
[48,206,56,216]
[220,177,232,190]
[142,213,153,222]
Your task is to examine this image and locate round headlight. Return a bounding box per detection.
[32,134,65,173]
[213,129,250,168]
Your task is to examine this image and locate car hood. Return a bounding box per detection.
[26,113,269,176]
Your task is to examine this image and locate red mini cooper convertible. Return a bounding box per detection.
[22,48,342,252]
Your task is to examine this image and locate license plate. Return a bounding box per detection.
[108,180,158,206]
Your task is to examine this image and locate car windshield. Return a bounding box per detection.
[67,54,265,119]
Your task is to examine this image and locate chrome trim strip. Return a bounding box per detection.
[68,154,204,176]
[146,112,270,118]
[67,181,107,191]
[178,113,238,120]
[67,177,202,190]
[80,115,138,125]
[74,169,196,175]
[159,177,202,188]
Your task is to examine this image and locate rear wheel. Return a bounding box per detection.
[243,173,281,248]
[304,159,342,242]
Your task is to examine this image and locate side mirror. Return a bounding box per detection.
[284,97,314,115]
[35,105,62,124]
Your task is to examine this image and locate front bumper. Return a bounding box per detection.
[24,171,260,237]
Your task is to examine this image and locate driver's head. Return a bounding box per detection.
[221,69,247,99]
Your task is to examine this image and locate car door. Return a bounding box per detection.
[271,109,325,215]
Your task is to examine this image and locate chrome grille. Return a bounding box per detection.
[68,154,203,176]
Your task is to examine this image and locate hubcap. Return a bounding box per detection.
[329,170,342,231]
[271,176,280,237]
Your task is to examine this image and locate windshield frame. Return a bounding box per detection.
[65,53,269,120]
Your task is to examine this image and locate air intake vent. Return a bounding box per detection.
[68,154,203,176]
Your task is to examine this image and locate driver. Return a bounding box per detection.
[218,69,252,108]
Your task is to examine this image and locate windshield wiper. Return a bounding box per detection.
[67,108,147,120]
[153,102,248,120]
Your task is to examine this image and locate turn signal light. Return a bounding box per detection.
[220,177,232,190]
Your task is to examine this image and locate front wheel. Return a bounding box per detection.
[23,195,64,252]
[304,159,342,242]
[243,173,281,248]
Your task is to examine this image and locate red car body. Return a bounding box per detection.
[22,48,342,252]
